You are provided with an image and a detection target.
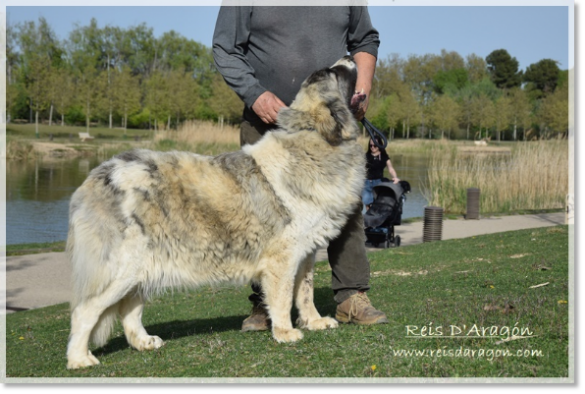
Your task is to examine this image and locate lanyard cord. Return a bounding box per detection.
[361,117,387,149]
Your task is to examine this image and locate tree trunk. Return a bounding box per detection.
[49,103,53,126]
[35,110,39,138]
[86,100,90,132]
[61,114,65,127]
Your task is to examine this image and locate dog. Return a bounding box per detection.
[66,56,366,369]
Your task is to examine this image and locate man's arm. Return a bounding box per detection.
[347,6,380,120]
[212,6,285,124]
[353,51,377,120]
[212,7,266,110]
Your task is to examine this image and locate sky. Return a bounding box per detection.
[5,3,572,72]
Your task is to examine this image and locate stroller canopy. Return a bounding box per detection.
[364,181,409,229]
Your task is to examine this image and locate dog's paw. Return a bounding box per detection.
[135,335,164,351]
[273,327,304,343]
[67,351,100,370]
[305,317,339,331]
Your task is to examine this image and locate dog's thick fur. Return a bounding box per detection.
[66,56,365,369]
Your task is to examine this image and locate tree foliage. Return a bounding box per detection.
[6,18,569,139]
[486,49,523,90]
[524,59,561,99]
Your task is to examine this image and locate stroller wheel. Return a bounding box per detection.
[384,239,391,248]
[394,235,401,247]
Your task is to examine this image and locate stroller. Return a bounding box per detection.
[363,179,411,248]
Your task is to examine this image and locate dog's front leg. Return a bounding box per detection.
[261,255,303,343]
[294,253,338,331]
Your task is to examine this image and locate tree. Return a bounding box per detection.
[51,67,75,126]
[455,77,500,140]
[486,49,522,90]
[470,93,495,140]
[438,49,465,71]
[429,95,460,139]
[537,83,568,138]
[493,96,512,141]
[401,90,422,139]
[371,54,404,100]
[433,68,468,95]
[25,54,52,136]
[208,73,243,125]
[17,18,63,136]
[144,70,170,130]
[524,59,560,99]
[507,88,532,140]
[112,65,141,133]
[403,53,440,137]
[466,53,488,84]
[76,65,106,131]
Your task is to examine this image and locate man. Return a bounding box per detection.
[212,5,388,331]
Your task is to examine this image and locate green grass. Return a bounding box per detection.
[5,226,570,379]
[6,123,152,141]
[5,241,67,256]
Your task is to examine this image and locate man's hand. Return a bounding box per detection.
[252,91,287,124]
[351,90,369,121]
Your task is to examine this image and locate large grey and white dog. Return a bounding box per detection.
[66,56,366,369]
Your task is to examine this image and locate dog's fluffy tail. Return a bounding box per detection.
[89,304,119,347]
[67,187,125,347]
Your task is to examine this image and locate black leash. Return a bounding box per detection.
[361,117,387,149]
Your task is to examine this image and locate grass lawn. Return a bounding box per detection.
[4,226,570,380]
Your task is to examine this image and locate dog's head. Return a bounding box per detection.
[277,56,363,145]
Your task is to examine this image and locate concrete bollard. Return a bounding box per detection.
[423,206,443,242]
[466,188,480,220]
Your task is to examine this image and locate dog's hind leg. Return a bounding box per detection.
[261,254,304,343]
[66,281,134,369]
[119,294,164,351]
[294,253,338,331]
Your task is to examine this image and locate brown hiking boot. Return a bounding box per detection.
[241,294,271,332]
[335,292,389,325]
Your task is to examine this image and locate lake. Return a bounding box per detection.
[4,153,431,245]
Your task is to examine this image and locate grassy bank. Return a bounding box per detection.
[5,122,241,160]
[5,226,569,379]
[423,140,568,214]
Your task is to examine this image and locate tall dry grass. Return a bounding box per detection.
[154,120,240,155]
[156,120,239,145]
[423,140,569,214]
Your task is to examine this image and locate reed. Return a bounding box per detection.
[5,139,37,160]
[423,140,569,214]
[152,120,240,156]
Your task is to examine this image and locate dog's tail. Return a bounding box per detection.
[89,304,119,347]
[67,187,124,347]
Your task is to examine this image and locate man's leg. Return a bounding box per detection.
[240,121,386,329]
[328,203,389,325]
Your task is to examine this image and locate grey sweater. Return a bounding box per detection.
[212,6,380,124]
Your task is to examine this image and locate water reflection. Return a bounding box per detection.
[6,157,103,245]
[5,154,431,245]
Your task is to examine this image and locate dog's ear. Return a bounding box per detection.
[318,97,360,146]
